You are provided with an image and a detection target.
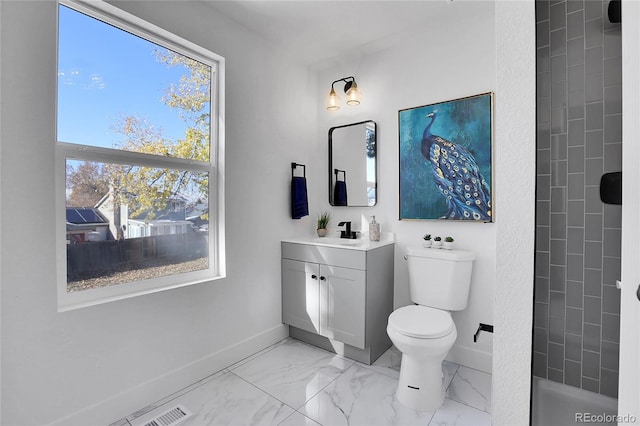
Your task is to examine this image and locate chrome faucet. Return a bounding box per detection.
[338,221,357,239]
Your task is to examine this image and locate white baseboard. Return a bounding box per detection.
[52,324,289,426]
[446,343,493,374]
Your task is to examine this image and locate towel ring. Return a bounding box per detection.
[291,162,306,179]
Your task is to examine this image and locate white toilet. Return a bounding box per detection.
[386,247,475,412]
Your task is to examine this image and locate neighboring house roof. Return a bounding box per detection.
[94,189,208,223]
[131,195,188,221]
[94,192,110,210]
[66,207,109,225]
[186,199,208,221]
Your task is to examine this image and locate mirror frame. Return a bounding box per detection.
[328,120,377,207]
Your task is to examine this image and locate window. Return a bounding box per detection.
[56,0,225,311]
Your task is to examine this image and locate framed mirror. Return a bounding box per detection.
[329,120,377,206]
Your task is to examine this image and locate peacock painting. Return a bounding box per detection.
[399,93,493,221]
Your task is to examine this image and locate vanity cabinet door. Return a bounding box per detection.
[282,259,320,334]
[319,264,366,349]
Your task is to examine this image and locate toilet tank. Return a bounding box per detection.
[406,247,475,311]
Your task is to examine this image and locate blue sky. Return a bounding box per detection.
[57,4,199,149]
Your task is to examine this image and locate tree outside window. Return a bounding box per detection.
[57,0,224,309]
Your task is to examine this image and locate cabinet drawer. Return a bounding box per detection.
[281,242,366,270]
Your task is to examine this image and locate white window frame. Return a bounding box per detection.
[56,0,226,311]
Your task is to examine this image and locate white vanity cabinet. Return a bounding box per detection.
[281,240,394,364]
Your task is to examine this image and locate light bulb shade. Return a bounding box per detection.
[345,82,361,106]
[326,87,340,111]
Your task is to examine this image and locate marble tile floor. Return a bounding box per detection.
[112,338,492,426]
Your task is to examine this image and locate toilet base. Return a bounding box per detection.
[395,354,445,412]
[387,311,458,412]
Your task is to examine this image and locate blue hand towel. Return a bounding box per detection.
[291,176,309,219]
[334,180,348,206]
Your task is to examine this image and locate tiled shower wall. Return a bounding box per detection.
[534,0,621,398]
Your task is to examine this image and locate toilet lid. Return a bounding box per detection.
[388,305,455,339]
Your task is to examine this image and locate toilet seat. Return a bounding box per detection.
[388,305,454,339]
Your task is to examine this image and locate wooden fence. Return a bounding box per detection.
[67,232,208,280]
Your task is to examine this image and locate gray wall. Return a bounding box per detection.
[534,0,622,398]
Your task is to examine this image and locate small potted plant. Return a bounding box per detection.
[444,236,455,250]
[432,236,442,249]
[422,234,432,248]
[317,212,330,237]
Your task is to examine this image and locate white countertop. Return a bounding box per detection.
[282,233,394,251]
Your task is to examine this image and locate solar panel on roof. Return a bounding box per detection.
[66,208,107,224]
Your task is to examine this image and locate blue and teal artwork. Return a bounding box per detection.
[399,93,493,221]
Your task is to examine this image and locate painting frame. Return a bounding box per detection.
[398,92,494,222]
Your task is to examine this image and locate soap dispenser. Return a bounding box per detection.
[369,216,380,241]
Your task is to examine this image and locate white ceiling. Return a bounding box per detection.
[205,0,488,68]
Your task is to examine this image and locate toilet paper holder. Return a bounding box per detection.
[473,323,494,343]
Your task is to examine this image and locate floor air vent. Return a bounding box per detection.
[134,404,192,426]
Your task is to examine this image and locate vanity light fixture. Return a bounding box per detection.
[326,76,361,111]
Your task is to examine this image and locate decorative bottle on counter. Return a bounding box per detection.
[369,216,380,241]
